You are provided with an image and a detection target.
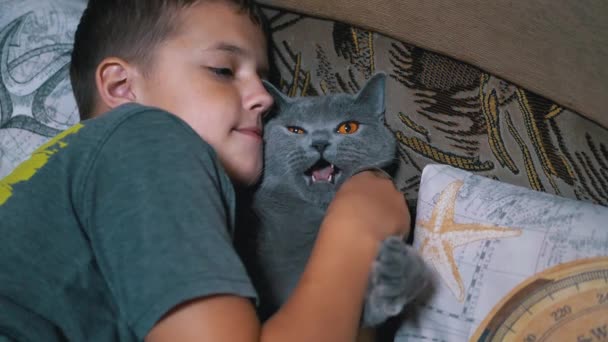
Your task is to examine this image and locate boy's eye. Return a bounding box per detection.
[286,126,306,134]
[208,67,234,77]
[336,121,360,134]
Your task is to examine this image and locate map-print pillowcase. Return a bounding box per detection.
[396,164,608,341]
[0,0,85,178]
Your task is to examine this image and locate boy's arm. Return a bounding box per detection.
[147,172,409,342]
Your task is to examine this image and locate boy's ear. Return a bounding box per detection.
[262,80,291,111]
[354,73,387,118]
[95,57,138,109]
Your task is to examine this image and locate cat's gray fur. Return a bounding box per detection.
[244,74,427,326]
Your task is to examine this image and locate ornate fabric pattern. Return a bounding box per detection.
[261,7,608,207]
[0,0,83,178]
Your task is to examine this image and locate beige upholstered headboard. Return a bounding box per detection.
[259,0,608,126]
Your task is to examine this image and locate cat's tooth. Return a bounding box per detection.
[312,175,317,183]
[329,174,333,183]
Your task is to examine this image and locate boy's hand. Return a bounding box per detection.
[326,170,410,241]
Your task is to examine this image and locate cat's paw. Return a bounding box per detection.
[361,236,429,327]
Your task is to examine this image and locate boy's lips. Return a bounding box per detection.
[235,127,263,140]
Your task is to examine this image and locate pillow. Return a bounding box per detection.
[0,0,84,178]
[395,164,608,341]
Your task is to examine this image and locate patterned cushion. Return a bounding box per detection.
[263,7,608,208]
[259,0,608,127]
[0,0,85,177]
[397,164,608,341]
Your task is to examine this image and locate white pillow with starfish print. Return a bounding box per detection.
[395,164,608,342]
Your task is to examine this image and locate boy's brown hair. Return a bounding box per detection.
[70,0,264,120]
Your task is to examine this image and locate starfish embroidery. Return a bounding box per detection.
[416,180,522,302]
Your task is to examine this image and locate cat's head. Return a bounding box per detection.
[260,73,397,207]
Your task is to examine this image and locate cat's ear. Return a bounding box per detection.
[263,80,291,111]
[354,73,386,118]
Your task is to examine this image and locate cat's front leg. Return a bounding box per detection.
[361,236,429,327]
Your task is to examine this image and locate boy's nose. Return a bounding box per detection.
[245,80,274,116]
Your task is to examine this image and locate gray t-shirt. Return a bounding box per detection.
[0,103,256,341]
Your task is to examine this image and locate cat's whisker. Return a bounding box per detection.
[276,168,293,180]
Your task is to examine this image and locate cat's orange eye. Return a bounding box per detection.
[336,121,360,134]
[287,126,306,134]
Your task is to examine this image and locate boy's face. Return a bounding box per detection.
[136,2,273,185]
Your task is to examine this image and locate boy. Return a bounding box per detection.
[0,0,410,341]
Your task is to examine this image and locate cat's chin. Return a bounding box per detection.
[296,174,346,208]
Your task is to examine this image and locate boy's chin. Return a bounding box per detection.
[218,155,262,186]
[225,164,262,186]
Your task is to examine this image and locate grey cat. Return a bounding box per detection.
[239,73,427,326]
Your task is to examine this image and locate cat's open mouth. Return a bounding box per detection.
[304,159,342,184]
